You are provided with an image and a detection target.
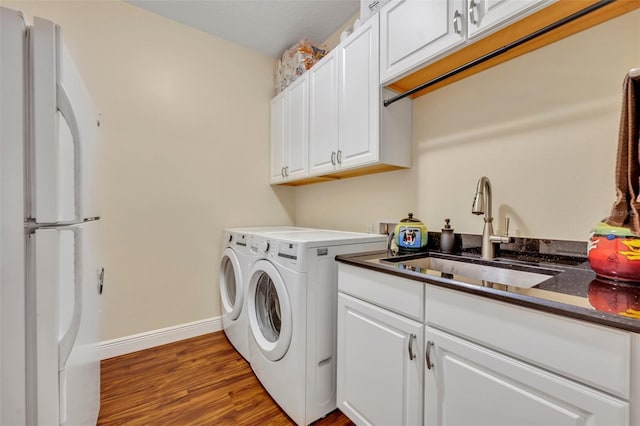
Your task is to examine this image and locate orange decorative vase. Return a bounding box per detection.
[588,222,640,283]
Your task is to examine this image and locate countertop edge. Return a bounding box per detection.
[336,252,640,334]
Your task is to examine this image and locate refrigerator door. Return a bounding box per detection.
[0,7,28,425]
[28,221,101,426]
[30,17,100,224]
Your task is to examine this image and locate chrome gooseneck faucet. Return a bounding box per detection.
[472,176,512,259]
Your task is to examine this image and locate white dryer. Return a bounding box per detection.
[219,227,309,361]
[246,230,386,425]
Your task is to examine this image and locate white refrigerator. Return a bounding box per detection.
[1,7,102,426]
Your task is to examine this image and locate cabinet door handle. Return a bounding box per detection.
[98,267,105,295]
[426,340,435,369]
[469,0,479,25]
[284,166,289,177]
[337,150,342,164]
[408,333,417,360]
[281,167,285,178]
[331,151,337,166]
[453,10,462,35]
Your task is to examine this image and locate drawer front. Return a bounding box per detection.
[426,285,631,399]
[338,263,424,322]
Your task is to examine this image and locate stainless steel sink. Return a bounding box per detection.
[377,255,560,288]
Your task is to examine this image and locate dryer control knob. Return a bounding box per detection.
[260,240,270,253]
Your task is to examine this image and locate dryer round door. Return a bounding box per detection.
[219,248,243,320]
[247,260,292,362]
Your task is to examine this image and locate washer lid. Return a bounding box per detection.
[247,260,292,362]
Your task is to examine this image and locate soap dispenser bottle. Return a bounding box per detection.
[440,218,455,253]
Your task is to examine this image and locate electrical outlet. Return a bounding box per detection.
[378,221,397,235]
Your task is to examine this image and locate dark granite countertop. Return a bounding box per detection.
[335,233,640,334]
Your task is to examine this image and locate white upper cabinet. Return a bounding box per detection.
[309,16,380,174]
[269,73,309,184]
[311,15,387,175]
[337,15,381,171]
[273,13,412,186]
[269,91,287,184]
[307,13,412,183]
[380,0,466,84]
[308,50,339,175]
[285,73,309,180]
[379,0,558,87]
[467,0,554,39]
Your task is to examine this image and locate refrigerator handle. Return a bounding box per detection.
[58,227,83,371]
[56,83,82,222]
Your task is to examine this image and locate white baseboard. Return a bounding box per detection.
[99,316,222,360]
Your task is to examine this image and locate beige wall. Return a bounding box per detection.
[5,0,296,340]
[6,1,639,341]
[296,10,640,242]
[323,13,358,52]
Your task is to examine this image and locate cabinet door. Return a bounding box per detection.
[285,73,309,180]
[467,0,553,40]
[380,0,465,84]
[424,327,629,426]
[308,50,339,175]
[338,14,380,170]
[337,293,423,426]
[269,91,287,183]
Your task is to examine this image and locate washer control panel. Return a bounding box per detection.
[277,241,298,263]
[235,233,247,247]
[250,236,271,256]
[259,239,270,253]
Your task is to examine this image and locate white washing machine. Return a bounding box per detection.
[220,230,253,360]
[219,227,309,361]
[246,230,387,425]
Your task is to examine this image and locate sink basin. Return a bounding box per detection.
[378,254,561,289]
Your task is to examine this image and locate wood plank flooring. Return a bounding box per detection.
[98,331,355,425]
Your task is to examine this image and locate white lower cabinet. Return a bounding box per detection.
[337,292,423,426]
[424,326,629,426]
[336,263,636,426]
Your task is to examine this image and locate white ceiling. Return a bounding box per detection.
[126,0,360,58]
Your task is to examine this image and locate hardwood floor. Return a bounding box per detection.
[98,331,355,425]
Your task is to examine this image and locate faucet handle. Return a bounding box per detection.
[490,216,514,245]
